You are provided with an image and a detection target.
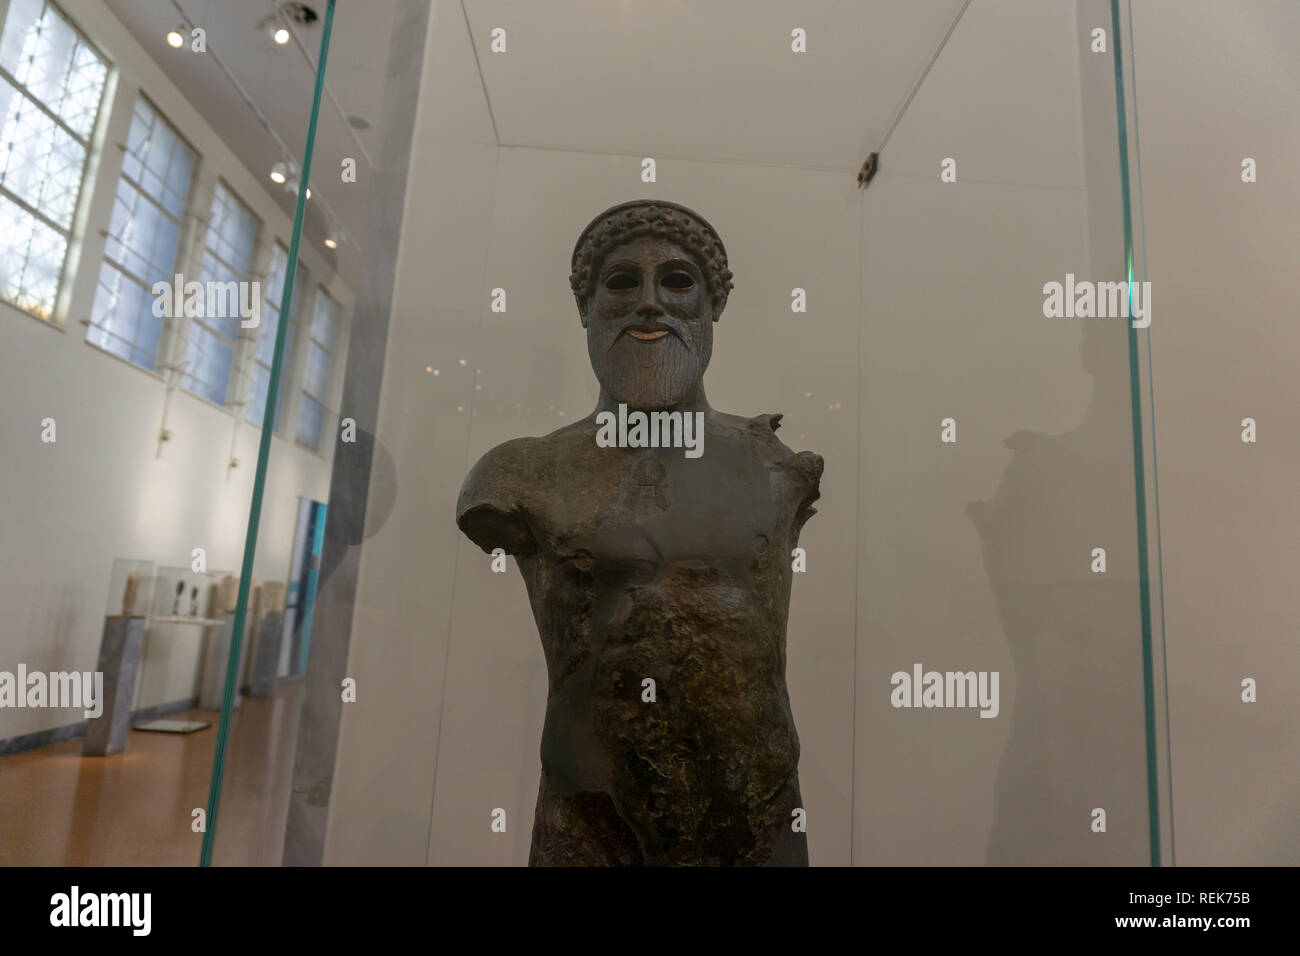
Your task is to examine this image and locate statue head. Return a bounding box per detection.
[571,200,733,410]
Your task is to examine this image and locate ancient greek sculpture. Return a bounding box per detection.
[457,200,823,865]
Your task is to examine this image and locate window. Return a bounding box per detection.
[297,287,340,450]
[87,96,195,368]
[181,180,258,405]
[0,0,108,320]
[245,242,303,429]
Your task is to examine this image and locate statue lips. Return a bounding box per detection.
[610,321,689,349]
[628,327,669,341]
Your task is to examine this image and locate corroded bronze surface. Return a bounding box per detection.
[457,200,822,865]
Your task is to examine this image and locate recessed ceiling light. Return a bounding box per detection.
[259,4,317,46]
[323,235,337,249]
[166,27,184,48]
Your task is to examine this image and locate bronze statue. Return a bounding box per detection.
[457,200,823,865]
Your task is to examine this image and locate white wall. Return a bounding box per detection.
[0,0,351,738]
[322,0,500,866]
[854,0,1153,865]
[1131,0,1300,865]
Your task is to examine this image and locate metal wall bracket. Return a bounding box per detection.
[857,152,879,189]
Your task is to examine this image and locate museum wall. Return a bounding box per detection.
[319,0,499,865]
[1129,0,1300,865]
[854,0,1154,865]
[0,2,351,741]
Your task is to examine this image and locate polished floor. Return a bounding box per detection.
[0,683,302,866]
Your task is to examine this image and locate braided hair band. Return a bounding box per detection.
[570,200,734,321]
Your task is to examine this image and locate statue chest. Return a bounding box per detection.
[528,439,789,588]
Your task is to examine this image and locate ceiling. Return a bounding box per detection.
[465,0,969,170]
[104,0,971,289]
[106,0,395,289]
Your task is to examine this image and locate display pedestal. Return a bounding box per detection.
[247,610,285,697]
[83,615,145,756]
[199,612,246,711]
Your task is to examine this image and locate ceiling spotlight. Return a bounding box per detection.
[323,235,338,249]
[166,26,185,48]
[262,4,316,44]
[269,161,288,184]
[304,186,311,199]
[258,4,318,47]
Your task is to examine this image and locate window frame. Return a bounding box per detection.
[0,0,111,323]
[86,90,197,368]
[295,284,340,453]
[244,239,305,432]
[181,175,261,406]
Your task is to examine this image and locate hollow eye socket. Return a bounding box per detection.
[604,272,638,291]
[661,271,695,291]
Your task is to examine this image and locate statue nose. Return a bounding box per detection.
[636,279,663,316]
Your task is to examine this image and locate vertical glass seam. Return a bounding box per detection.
[1123,0,1175,867]
[199,0,336,867]
[852,194,865,867]
[1109,0,1161,868]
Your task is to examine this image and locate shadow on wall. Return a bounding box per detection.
[317,427,398,591]
[969,318,1150,865]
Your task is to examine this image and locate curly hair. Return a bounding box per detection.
[570,200,734,317]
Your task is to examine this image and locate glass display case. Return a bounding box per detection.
[103,557,156,621]
[209,0,1173,867]
[132,565,233,733]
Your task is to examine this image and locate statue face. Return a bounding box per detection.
[583,235,716,410]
